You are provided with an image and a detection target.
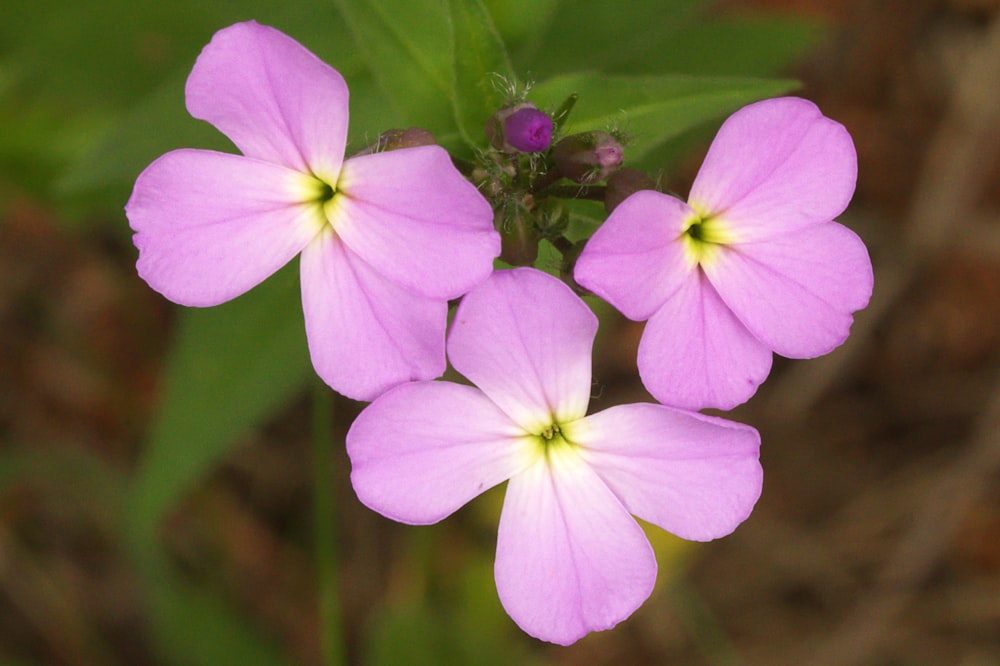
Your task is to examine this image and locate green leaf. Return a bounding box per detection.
[58,72,221,195]
[57,7,382,194]
[520,0,702,76]
[129,262,311,535]
[518,2,823,82]
[141,557,288,666]
[331,0,454,134]
[125,263,310,666]
[446,0,514,148]
[533,239,562,278]
[623,14,826,76]
[0,446,126,512]
[480,0,558,53]
[529,73,799,161]
[59,68,397,195]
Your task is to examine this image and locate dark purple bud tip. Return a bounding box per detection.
[504,107,554,153]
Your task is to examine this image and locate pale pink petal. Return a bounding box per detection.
[704,222,873,359]
[638,271,772,410]
[573,404,762,542]
[495,448,655,645]
[127,149,320,307]
[689,97,856,241]
[185,21,348,178]
[332,147,499,300]
[574,190,696,320]
[448,269,597,431]
[347,382,531,524]
[300,229,447,401]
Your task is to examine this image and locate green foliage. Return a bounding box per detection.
[331,0,454,135]
[365,531,539,666]
[521,0,703,76]
[129,262,309,532]
[126,261,309,665]
[447,0,515,148]
[530,73,799,163]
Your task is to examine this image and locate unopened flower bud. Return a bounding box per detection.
[504,107,553,153]
[356,127,436,155]
[498,205,539,266]
[551,131,624,183]
[485,103,552,153]
[604,168,656,213]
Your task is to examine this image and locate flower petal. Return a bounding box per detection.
[574,190,696,321]
[126,149,320,306]
[347,382,531,524]
[331,146,499,300]
[689,97,857,241]
[448,268,597,431]
[704,222,874,359]
[638,271,772,410]
[185,21,349,179]
[573,404,762,542]
[300,229,447,401]
[495,447,655,645]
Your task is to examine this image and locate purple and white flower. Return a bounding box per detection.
[347,268,762,644]
[574,97,873,410]
[126,22,500,401]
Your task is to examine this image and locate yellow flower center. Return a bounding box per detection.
[680,212,732,267]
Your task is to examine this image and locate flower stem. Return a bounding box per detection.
[312,378,345,666]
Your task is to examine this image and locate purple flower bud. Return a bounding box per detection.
[551,131,624,183]
[503,107,553,153]
[485,103,553,154]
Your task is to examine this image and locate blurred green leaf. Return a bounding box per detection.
[446,0,514,148]
[140,559,288,666]
[58,73,221,196]
[0,0,348,109]
[59,68,397,196]
[366,542,538,666]
[126,262,310,665]
[562,198,605,243]
[331,0,454,134]
[481,0,558,53]
[58,3,386,196]
[129,261,310,536]
[529,73,798,161]
[519,2,822,82]
[623,14,826,76]
[520,0,702,76]
[0,446,126,517]
[534,239,562,278]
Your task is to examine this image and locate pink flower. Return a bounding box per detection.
[347,268,762,645]
[574,97,873,410]
[125,22,500,401]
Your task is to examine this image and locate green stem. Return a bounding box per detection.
[312,379,345,666]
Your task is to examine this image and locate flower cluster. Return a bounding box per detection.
[127,22,873,646]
